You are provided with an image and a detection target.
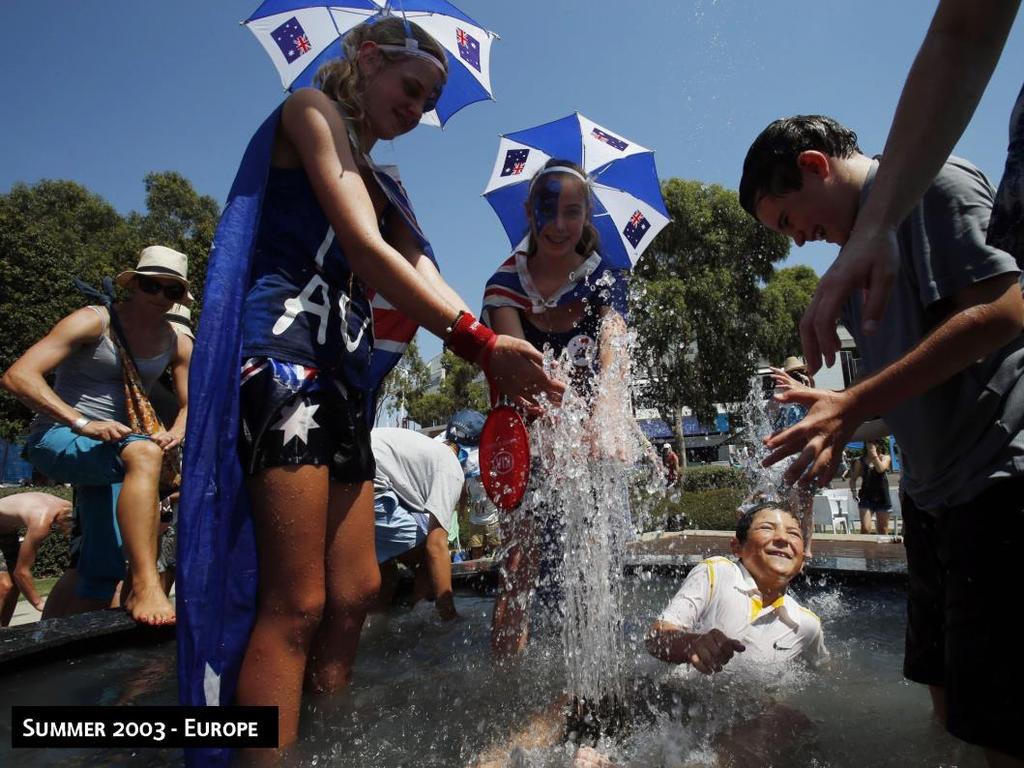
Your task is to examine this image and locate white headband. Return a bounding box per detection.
[531,165,588,185]
[377,41,448,77]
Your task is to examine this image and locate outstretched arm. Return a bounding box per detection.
[422,522,457,621]
[13,523,49,611]
[768,272,1024,485]
[800,0,1022,373]
[283,89,563,405]
[646,622,745,675]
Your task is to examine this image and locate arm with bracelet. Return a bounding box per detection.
[1,307,132,443]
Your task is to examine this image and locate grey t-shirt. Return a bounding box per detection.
[370,427,463,533]
[841,157,1024,510]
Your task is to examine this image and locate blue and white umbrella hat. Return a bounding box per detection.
[483,113,671,269]
[245,0,498,127]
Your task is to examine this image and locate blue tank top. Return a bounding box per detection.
[240,166,375,390]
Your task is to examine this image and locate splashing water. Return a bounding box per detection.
[525,315,661,718]
[736,376,816,529]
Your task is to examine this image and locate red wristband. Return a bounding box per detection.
[445,311,495,365]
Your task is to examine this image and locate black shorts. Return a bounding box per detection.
[238,358,374,484]
[902,475,1024,758]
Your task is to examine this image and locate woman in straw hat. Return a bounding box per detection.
[1,245,193,626]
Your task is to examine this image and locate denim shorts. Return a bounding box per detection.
[374,493,429,564]
[23,425,151,486]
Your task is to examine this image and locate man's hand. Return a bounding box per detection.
[763,387,866,488]
[684,628,746,675]
[485,335,565,408]
[79,419,132,442]
[768,367,811,393]
[150,429,183,451]
[800,224,900,374]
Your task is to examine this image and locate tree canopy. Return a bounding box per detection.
[752,265,819,366]
[630,178,790,425]
[404,350,489,429]
[0,173,219,440]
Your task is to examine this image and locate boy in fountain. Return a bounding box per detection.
[646,500,826,675]
[740,115,1024,764]
[474,501,826,768]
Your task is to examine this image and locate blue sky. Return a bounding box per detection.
[2,1,1022,359]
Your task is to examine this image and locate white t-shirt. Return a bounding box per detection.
[371,428,463,533]
[659,557,828,669]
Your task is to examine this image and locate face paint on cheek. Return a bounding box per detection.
[532,178,562,233]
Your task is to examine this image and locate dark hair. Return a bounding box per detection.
[739,115,861,218]
[735,501,800,543]
[525,159,601,257]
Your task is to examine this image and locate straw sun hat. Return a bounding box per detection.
[782,356,807,374]
[116,245,193,301]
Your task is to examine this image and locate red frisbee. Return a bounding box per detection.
[479,404,531,511]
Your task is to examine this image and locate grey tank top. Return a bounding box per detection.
[31,306,176,431]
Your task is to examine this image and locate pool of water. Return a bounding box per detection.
[0,577,986,767]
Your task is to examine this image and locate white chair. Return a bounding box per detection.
[812,491,849,533]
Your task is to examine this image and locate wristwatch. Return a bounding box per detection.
[72,416,91,433]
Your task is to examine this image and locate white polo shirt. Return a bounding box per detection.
[659,557,828,669]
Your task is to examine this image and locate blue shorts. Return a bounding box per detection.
[23,425,151,486]
[72,484,126,600]
[374,493,429,563]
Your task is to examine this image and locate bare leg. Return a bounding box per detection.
[40,568,113,619]
[305,480,379,695]
[236,465,330,754]
[491,540,540,656]
[374,559,399,612]
[877,510,891,537]
[860,507,873,534]
[118,440,174,625]
[0,572,20,626]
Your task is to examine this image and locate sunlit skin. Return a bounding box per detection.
[753,150,871,248]
[730,507,806,605]
[531,177,588,265]
[356,42,445,145]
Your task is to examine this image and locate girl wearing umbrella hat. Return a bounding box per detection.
[181,16,565,753]
[482,159,637,655]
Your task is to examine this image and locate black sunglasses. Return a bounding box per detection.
[136,275,186,301]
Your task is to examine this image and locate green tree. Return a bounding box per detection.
[753,265,819,365]
[405,350,488,428]
[375,337,431,424]
[0,180,135,439]
[631,179,790,426]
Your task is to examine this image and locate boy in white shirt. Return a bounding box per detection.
[647,501,827,674]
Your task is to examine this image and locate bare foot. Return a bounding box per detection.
[124,583,176,626]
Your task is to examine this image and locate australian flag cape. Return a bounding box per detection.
[176,105,434,767]
[480,249,630,327]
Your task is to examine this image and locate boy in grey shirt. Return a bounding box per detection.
[739,115,1024,762]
